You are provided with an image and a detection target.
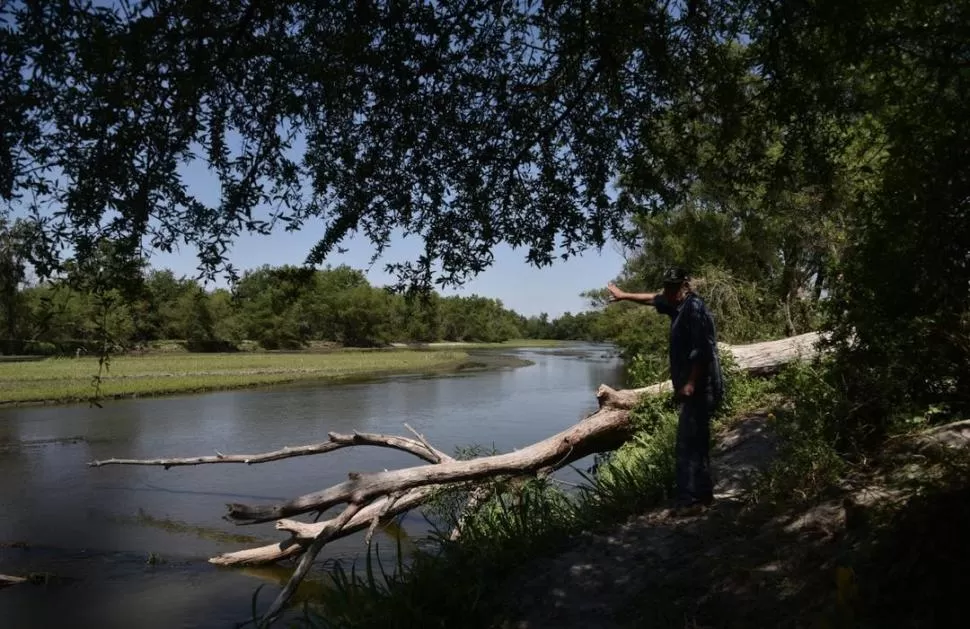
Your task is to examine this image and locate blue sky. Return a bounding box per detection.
[142,131,631,319]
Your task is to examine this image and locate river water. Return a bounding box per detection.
[0,345,625,629]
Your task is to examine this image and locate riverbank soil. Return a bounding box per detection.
[495,415,970,629]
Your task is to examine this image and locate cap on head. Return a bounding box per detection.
[662,267,690,286]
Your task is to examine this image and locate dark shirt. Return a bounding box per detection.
[654,292,724,407]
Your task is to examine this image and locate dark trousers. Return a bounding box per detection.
[674,394,715,505]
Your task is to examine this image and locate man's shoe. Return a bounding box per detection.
[666,496,714,518]
[670,502,708,518]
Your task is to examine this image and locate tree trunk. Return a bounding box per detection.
[595,332,824,410]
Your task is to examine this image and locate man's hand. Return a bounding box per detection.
[678,381,695,399]
[606,283,659,305]
[606,282,626,303]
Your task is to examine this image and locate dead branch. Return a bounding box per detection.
[87,430,448,468]
[404,422,454,463]
[1,574,28,587]
[208,486,438,566]
[365,491,403,545]
[260,502,363,626]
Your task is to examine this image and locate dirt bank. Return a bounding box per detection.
[494,415,970,629]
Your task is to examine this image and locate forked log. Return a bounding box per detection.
[208,486,438,566]
[88,331,822,626]
[224,407,632,525]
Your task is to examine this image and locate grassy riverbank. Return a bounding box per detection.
[96,338,566,355]
[0,350,471,406]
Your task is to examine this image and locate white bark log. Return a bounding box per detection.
[0,574,28,587]
[595,331,824,410]
[208,486,438,566]
[727,331,824,375]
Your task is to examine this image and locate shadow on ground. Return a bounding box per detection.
[493,414,970,629]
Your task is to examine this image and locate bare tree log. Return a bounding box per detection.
[87,430,448,468]
[224,408,632,525]
[595,380,673,410]
[1,574,28,587]
[728,331,823,375]
[208,486,439,566]
[596,331,824,410]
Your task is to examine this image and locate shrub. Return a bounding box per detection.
[752,359,847,502]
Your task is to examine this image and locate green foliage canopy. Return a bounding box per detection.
[2,0,968,425]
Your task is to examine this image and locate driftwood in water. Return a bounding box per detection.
[207,485,438,566]
[87,332,822,625]
[0,574,28,587]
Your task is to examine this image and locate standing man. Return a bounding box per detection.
[606,267,724,515]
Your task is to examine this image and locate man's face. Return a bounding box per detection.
[662,282,687,305]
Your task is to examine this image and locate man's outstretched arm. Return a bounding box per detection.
[606,282,661,305]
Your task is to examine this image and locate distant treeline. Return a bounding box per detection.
[2,264,609,354]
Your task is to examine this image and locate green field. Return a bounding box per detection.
[0,350,469,406]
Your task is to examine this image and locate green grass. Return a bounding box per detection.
[0,350,469,406]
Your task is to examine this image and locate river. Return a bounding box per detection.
[0,344,625,629]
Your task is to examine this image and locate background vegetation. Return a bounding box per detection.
[0,260,614,354]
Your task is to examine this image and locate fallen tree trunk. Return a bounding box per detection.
[0,574,28,587]
[224,407,632,525]
[209,485,438,566]
[88,331,822,625]
[596,331,825,410]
